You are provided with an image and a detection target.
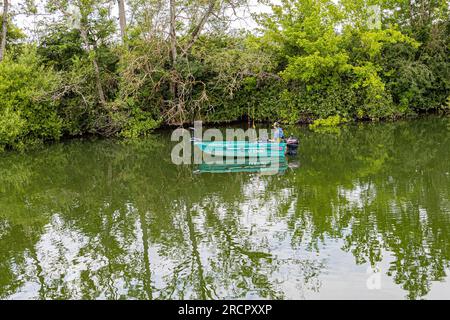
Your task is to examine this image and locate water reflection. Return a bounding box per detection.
[0,117,449,299]
[195,156,289,174]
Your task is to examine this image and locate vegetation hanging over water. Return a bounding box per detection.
[0,0,449,150]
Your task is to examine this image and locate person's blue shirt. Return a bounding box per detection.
[274,127,284,142]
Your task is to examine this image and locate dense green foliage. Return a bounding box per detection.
[0,0,449,150]
[0,50,62,151]
[255,0,449,122]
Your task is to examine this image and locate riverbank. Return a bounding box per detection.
[1,113,449,154]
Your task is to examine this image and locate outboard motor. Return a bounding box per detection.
[286,136,299,155]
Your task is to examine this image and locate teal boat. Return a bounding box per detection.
[194,141,287,158]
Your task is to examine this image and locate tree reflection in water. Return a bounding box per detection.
[0,117,449,299]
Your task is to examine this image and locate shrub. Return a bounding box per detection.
[0,49,62,151]
[310,115,348,130]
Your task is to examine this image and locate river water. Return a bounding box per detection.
[0,116,449,299]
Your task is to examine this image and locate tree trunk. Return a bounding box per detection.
[169,0,177,65]
[183,0,216,56]
[92,56,107,105]
[169,0,177,100]
[117,0,127,43]
[0,0,9,62]
[80,27,106,105]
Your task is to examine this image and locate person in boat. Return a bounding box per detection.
[273,122,285,143]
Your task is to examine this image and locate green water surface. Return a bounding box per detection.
[1,117,449,299]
